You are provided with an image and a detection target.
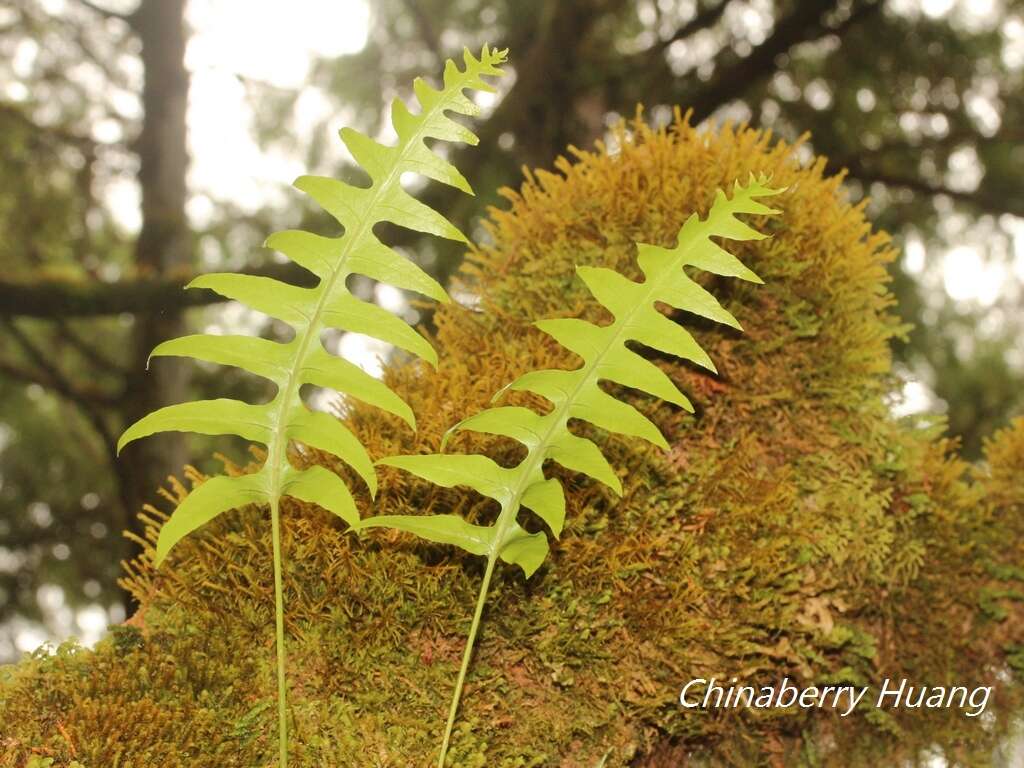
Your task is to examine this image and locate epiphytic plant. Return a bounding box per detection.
[118,46,507,766]
[358,176,784,765]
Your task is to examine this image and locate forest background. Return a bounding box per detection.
[0,0,1021,661]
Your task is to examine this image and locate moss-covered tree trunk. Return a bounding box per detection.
[1,116,1021,768]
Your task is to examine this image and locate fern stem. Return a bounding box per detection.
[438,551,498,767]
[270,495,289,768]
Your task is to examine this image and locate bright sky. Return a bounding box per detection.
[185,0,369,213]
[183,1,392,378]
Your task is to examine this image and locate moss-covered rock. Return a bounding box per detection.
[2,112,1021,767]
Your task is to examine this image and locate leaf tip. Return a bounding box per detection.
[401,409,417,431]
[292,174,314,193]
[490,380,513,404]
[651,430,671,450]
[116,425,138,455]
[152,535,171,568]
[607,475,624,496]
[520,561,542,579]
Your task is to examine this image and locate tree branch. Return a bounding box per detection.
[0,319,120,473]
[680,0,881,124]
[658,1,730,52]
[0,358,116,406]
[55,318,129,375]
[838,158,1024,219]
[0,261,317,319]
[0,320,120,408]
[612,0,881,126]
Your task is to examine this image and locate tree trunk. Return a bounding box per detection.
[119,0,191,527]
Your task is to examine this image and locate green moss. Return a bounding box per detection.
[2,113,1021,767]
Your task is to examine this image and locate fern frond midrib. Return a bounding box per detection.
[489,281,641,549]
[265,69,481,502]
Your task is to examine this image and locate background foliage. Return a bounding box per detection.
[0,0,1021,665]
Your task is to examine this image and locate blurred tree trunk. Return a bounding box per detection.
[118,0,191,525]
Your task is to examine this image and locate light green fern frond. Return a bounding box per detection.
[359,175,783,764]
[118,46,506,766]
[364,175,782,572]
[118,45,507,566]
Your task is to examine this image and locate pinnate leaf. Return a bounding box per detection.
[281,465,359,527]
[119,46,508,561]
[118,399,274,449]
[362,176,784,576]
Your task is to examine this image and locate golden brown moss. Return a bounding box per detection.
[1,112,1021,767]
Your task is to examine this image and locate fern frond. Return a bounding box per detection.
[365,175,782,571]
[118,45,508,564]
[117,46,507,767]
[359,175,784,764]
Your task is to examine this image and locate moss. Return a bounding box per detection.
[2,112,1021,767]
